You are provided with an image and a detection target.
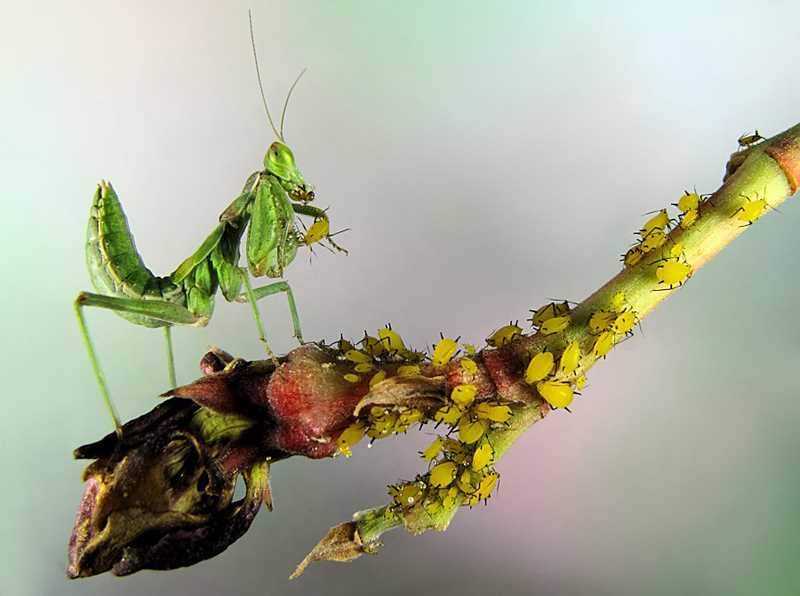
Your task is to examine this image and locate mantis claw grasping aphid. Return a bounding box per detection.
[74,12,347,436]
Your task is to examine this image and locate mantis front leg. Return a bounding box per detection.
[74,291,204,435]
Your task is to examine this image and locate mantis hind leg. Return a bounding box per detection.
[237,276,303,362]
[74,291,203,435]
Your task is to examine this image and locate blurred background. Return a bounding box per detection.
[3,1,800,594]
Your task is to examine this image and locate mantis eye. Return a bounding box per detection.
[264,141,297,179]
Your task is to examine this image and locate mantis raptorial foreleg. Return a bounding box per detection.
[239,276,303,364]
[74,291,206,435]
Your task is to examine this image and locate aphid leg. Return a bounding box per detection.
[238,275,304,354]
[74,291,205,437]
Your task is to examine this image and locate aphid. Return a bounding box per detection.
[434,405,462,426]
[654,258,693,290]
[429,461,458,488]
[442,438,469,464]
[639,227,667,253]
[679,208,699,229]
[395,408,424,432]
[558,340,581,375]
[390,481,423,508]
[487,322,522,347]
[74,20,346,435]
[369,370,387,388]
[343,373,360,384]
[460,358,478,375]
[475,471,500,501]
[336,421,366,457]
[611,311,636,335]
[421,437,444,461]
[592,331,615,358]
[354,362,374,373]
[525,351,555,384]
[472,441,495,471]
[459,417,487,444]
[474,402,513,423]
[539,315,571,335]
[528,301,571,327]
[337,335,355,353]
[575,374,587,390]
[589,310,615,334]
[622,245,644,268]
[675,190,700,213]
[535,380,574,409]
[450,384,477,408]
[397,364,421,377]
[432,337,459,367]
[737,129,764,148]
[442,486,461,509]
[378,325,406,352]
[457,469,477,496]
[734,192,770,225]
[462,343,478,356]
[361,334,386,358]
[610,291,627,313]
[639,209,672,237]
[302,216,329,246]
[344,349,371,364]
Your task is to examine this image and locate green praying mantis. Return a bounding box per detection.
[74,14,347,436]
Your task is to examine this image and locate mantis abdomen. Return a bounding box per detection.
[85,180,193,327]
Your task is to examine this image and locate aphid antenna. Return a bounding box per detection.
[248,10,282,140]
[546,297,578,306]
[641,207,668,216]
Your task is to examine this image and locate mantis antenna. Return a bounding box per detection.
[248,9,281,140]
[280,68,307,140]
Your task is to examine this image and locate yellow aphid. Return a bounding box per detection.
[639,209,671,236]
[738,130,764,148]
[369,370,387,388]
[337,336,355,353]
[354,362,374,373]
[378,326,405,352]
[669,242,684,258]
[558,340,581,375]
[462,343,477,356]
[487,323,522,347]
[434,405,462,426]
[390,482,423,508]
[680,208,699,229]
[451,384,477,408]
[610,291,626,312]
[589,310,615,333]
[639,227,667,253]
[592,331,615,358]
[472,441,495,471]
[443,486,460,509]
[397,408,423,427]
[623,245,643,268]
[370,406,386,418]
[475,472,499,501]
[432,337,459,367]
[425,499,443,514]
[528,301,570,327]
[525,351,555,384]
[611,311,636,335]
[442,438,468,462]
[336,422,366,457]
[460,358,478,375]
[676,191,700,213]
[458,469,476,495]
[459,417,487,444]
[430,461,458,488]
[343,373,360,383]
[655,259,693,289]
[344,349,371,364]
[540,315,570,335]
[421,436,444,461]
[303,217,329,245]
[369,411,398,436]
[362,335,385,357]
[575,374,587,390]
[397,364,421,377]
[734,195,769,224]
[536,380,574,409]
[474,402,513,423]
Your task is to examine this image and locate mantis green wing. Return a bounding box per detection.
[171,224,226,284]
[246,176,297,278]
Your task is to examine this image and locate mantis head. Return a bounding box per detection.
[264,141,315,202]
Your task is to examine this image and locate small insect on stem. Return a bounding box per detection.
[737,129,765,149]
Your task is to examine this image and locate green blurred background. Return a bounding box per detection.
[4,1,800,594]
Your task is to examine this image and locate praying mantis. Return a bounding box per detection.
[74,13,347,436]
